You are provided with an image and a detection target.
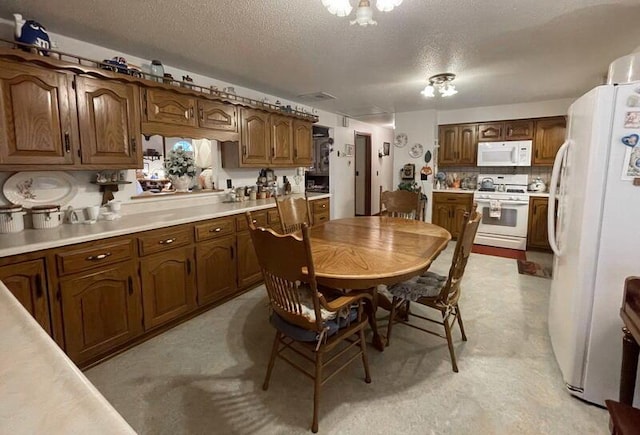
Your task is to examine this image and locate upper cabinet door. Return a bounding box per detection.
[293,120,313,166]
[438,125,459,166]
[271,115,294,166]
[197,99,237,132]
[505,120,534,140]
[478,123,505,142]
[143,88,197,127]
[458,124,477,165]
[0,62,76,165]
[240,108,271,165]
[533,117,567,165]
[76,77,142,167]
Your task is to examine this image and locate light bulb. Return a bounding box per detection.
[421,85,435,98]
[440,84,458,97]
[376,0,403,12]
[322,0,353,17]
[350,4,377,26]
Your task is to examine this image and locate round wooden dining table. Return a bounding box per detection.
[308,216,451,350]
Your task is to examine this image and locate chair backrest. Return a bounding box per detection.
[437,205,481,303]
[246,212,324,331]
[379,186,422,220]
[275,196,313,234]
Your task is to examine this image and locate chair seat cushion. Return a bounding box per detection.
[270,308,359,342]
[387,271,447,302]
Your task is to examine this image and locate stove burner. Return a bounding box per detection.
[478,187,495,192]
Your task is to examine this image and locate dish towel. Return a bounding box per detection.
[489,200,502,219]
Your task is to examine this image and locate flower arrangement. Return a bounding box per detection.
[164,146,196,177]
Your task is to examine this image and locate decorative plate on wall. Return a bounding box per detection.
[394,133,408,148]
[409,143,424,158]
[3,171,78,208]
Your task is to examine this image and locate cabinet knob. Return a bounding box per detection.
[86,252,112,261]
[159,238,175,245]
[64,132,71,153]
[209,227,222,233]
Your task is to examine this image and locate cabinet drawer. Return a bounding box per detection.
[433,193,473,206]
[315,212,330,224]
[236,211,268,232]
[56,239,133,276]
[137,225,193,256]
[194,217,235,242]
[312,199,330,214]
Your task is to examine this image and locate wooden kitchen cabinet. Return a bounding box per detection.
[293,120,313,166]
[239,108,271,166]
[432,192,473,239]
[0,61,77,166]
[196,235,236,305]
[478,123,504,142]
[533,117,566,166]
[312,198,330,224]
[142,88,197,127]
[75,77,142,167]
[527,197,551,250]
[197,99,237,132]
[140,246,197,330]
[505,120,534,140]
[59,263,142,365]
[438,124,477,167]
[236,211,268,288]
[271,115,294,166]
[0,259,51,334]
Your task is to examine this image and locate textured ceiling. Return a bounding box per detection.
[2,0,640,126]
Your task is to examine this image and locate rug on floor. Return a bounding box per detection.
[517,260,553,278]
[471,244,527,260]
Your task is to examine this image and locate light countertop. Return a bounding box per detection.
[0,193,330,258]
[433,188,549,198]
[0,281,136,433]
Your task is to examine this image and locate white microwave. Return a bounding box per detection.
[477,140,532,166]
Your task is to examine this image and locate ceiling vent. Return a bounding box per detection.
[297,91,337,102]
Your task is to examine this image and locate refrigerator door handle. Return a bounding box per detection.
[548,140,571,256]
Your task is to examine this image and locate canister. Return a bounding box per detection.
[31,205,62,229]
[0,204,26,233]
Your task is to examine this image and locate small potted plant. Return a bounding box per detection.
[164,145,196,192]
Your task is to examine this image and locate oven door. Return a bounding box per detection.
[474,199,529,237]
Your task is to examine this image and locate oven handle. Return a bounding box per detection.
[475,199,529,206]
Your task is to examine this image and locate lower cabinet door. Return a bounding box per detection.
[451,205,470,239]
[59,263,142,364]
[140,246,196,330]
[0,259,51,335]
[236,231,262,288]
[196,235,236,305]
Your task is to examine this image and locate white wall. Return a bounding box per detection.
[393,110,437,221]
[0,20,392,216]
[436,98,574,125]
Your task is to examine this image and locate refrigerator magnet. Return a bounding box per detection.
[624,111,640,128]
[628,94,640,107]
[621,134,639,147]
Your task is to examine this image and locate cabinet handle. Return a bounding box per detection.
[159,238,175,245]
[199,108,204,121]
[35,274,43,298]
[64,132,71,153]
[294,148,298,159]
[187,259,192,274]
[86,252,112,261]
[230,246,234,259]
[242,145,247,156]
[252,219,257,224]
[128,276,133,296]
[209,227,222,233]
[130,137,137,152]
[189,107,194,118]
[272,147,275,158]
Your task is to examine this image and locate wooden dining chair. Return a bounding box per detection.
[274,195,314,234]
[385,207,481,372]
[246,212,372,433]
[379,186,422,220]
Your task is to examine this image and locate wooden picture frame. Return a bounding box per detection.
[344,144,354,157]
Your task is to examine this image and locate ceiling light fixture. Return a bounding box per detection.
[322,0,403,26]
[421,73,458,98]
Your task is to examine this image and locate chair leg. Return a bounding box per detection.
[312,352,323,433]
[263,331,280,391]
[442,312,459,373]
[456,304,467,342]
[387,296,398,345]
[359,328,372,383]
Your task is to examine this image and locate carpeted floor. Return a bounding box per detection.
[85,247,606,434]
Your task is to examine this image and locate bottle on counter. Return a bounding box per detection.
[150,60,164,82]
[283,176,291,195]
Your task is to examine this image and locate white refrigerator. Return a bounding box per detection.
[548,79,640,407]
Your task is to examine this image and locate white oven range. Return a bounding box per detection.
[473,174,530,250]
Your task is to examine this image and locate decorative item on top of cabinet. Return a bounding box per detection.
[0,259,51,334]
[527,196,552,250]
[76,76,142,166]
[438,124,477,166]
[432,192,473,240]
[0,61,77,166]
[533,117,567,166]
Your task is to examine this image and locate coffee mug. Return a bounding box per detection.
[108,200,121,212]
[85,205,100,221]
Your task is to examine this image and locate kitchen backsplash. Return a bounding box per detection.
[435,166,552,189]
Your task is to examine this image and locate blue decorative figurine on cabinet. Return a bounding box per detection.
[13,13,51,53]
